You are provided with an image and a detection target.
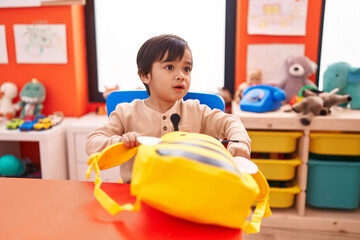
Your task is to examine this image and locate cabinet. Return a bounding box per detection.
[232,103,360,234]
[0,118,74,179]
[66,113,120,182]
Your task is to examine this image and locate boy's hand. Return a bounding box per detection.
[121,132,143,148]
[228,143,251,159]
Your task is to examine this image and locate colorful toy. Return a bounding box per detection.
[240,85,286,113]
[19,78,46,119]
[0,82,20,119]
[234,68,262,104]
[87,131,271,234]
[6,118,24,130]
[33,117,53,130]
[292,88,352,125]
[48,111,64,126]
[279,56,317,103]
[0,155,25,176]
[323,62,360,109]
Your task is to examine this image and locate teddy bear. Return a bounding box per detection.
[292,88,352,125]
[279,56,317,103]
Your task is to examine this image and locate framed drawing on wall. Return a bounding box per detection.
[0,25,8,64]
[13,24,68,64]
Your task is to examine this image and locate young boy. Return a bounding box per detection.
[86,34,251,183]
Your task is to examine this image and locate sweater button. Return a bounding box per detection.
[163,126,167,131]
[162,116,166,120]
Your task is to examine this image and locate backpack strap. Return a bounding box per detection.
[241,170,272,234]
[86,143,141,215]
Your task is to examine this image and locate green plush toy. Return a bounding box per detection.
[292,88,352,125]
[18,78,46,119]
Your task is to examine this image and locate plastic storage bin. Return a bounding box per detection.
[252,157,301,181]
[306,159,360,209]
[248,131,302,153]
[269,182,301,208]
[309,132,360,156]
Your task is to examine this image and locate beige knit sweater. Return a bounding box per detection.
[86,99,251,183]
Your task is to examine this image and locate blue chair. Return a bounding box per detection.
[106,90,225,117]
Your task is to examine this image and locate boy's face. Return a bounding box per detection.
[141,49,192,103]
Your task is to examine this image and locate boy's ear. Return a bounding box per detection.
[140,73,151,84]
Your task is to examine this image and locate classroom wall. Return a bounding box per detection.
[234,0,323,89]
[0,5,88,117]
[1,2,323,115]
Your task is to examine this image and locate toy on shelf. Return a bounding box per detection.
[240,85,286,113]
[234,68,262,104]
[218,87,233,114]
[279,56,317,103]
[33,117,53,131]
[6,118,24,130]
[18,78,46,119]
[48,111,64,126]
[0,82,20,120]
[86,131,271,234]
[19,115,45,131]
[289,85,318,106]
[0,155,25,177]
[323,61,360,109]
[292,88,352,125]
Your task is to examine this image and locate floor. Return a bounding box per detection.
[243,227,360,240]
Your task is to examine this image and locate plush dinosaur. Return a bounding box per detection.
[18,78,46,119]
[292,88,352,125]
[323,62,360,109]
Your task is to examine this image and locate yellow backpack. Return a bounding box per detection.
[87,132,271,234]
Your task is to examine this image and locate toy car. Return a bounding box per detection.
[19,119,37,131]
[6,118,24,130]
[48,112,64,126]
[33,118,53,131]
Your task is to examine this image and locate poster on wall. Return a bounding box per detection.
[247,44,305,85]
[248,0,308,36]
[14,24,67,64]
[0,25,8,64]
[0,0,40,8]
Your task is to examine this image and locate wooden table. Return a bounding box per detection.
[0,178,243,240]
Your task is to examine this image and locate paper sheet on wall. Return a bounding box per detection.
[248,0,308,36]
[0,0,40,7]
[247,44,305,85]
[0,25,8,64]
[14,24,68,64]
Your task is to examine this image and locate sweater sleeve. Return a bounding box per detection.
[197,103,251,158]
[85,105,125,155]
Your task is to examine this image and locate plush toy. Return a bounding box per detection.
[234,68,262,104]
[279,56,317,103]
[218,87,233,114]
[292,88,352,125]
[18,78,46,119]
[0,82,20,120]
[323,62,360,109]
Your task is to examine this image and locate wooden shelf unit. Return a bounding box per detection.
[232,103,360,234]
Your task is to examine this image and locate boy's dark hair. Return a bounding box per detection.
[136,34,192,95]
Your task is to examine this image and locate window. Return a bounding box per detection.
[317,0,360,89]
[85,0,236,102]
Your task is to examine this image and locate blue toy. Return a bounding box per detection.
[240,85,286,113]
[323,62,360,109]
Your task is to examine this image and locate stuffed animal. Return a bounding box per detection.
[0,82,20,120]
[18,78,46,119]
[323,62,360,109]
[279,56,317,103]
[292,88,352,125]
